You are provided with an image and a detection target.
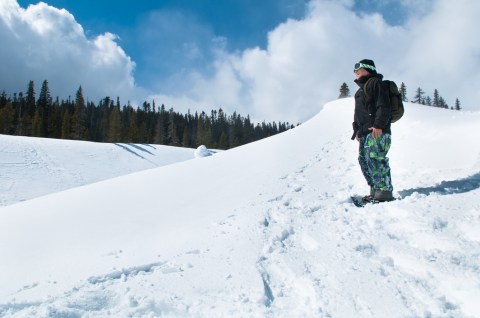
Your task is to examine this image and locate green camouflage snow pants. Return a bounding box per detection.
[358,133,393,192]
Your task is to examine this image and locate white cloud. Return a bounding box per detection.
[154,0,480,122]
[149,0,396,122]
[0,0,137,103]
[397,0,480,107]
[1,0,479,123]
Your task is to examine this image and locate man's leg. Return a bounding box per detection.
[363,133,393,193]
[358,135,374,190]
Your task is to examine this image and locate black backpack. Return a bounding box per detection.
[364,79,404,123]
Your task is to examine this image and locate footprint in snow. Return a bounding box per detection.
[354,243,377,258]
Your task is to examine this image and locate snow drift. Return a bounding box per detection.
[0,137,195,206]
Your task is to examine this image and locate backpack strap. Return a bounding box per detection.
[364,77,384,114]
[363,77,377,104]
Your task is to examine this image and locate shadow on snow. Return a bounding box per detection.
[114,143,147,160]
[399,172,480,198]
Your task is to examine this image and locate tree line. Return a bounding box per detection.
[338,82,462,110]
[0,80,296,149]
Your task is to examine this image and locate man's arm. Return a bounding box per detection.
[370,79,390,132]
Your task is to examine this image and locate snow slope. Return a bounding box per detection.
[0,136,195,206]
[1,99,479,317]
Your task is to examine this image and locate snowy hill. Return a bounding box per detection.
[1,99,480,317]
[0,136,195,206]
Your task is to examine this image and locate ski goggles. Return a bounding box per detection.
[354,63,376,72]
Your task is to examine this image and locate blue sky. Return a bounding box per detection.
[16,0,407,93]
[18,0,311,91]
[4,0,479,122]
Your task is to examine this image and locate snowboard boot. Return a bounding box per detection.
[374,189,394,202]
[361,188,375,204]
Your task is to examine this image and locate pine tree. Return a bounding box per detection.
[127,110,138,143]
[138,121,148,143]
[196,111,212,147]
[107,103,122,142]
[22,81,36,136]
[217,108,228,148]
[37,80,52,136]
[399,82,407,102]
[165,108,179,146]
[182,125,189,147]
[228,112,243,148]
[219,132,229,149]
[32,108,42,136]
[71,86,87,140]
[338,83,350,98]
[433,89,440,107]
[438,96,446,109]
[0,102,15,134]
[26,80,36,117]
[454,98,461,111]
[98,97,111,142]
[61,108,71,139]
[154,115,165,144]
[0,91,7,108]
[154,105,168,144]
[16,92,28,136]
[243,115,254,144]
[49,98,62,139]
[413,87,425,104]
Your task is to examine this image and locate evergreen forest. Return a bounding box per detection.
[0,80,296,150]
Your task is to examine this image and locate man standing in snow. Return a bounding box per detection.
[352,59,394,202]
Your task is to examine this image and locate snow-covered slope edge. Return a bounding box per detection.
[0,136,195,206]
[1,99,479,317]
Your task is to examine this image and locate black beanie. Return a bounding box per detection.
[358,59,377,74]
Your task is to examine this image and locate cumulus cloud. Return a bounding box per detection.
[1,0,479,123]
[149,0,480,122]
[397,0,480,107]
[0,0,138,103]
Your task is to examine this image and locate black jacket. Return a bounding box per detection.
[353,73,391,138]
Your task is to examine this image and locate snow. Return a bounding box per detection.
[194,145,217,158]
[0,98,479,317]
[0,136,195,206]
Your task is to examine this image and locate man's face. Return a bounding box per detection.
[354,68,369,79]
